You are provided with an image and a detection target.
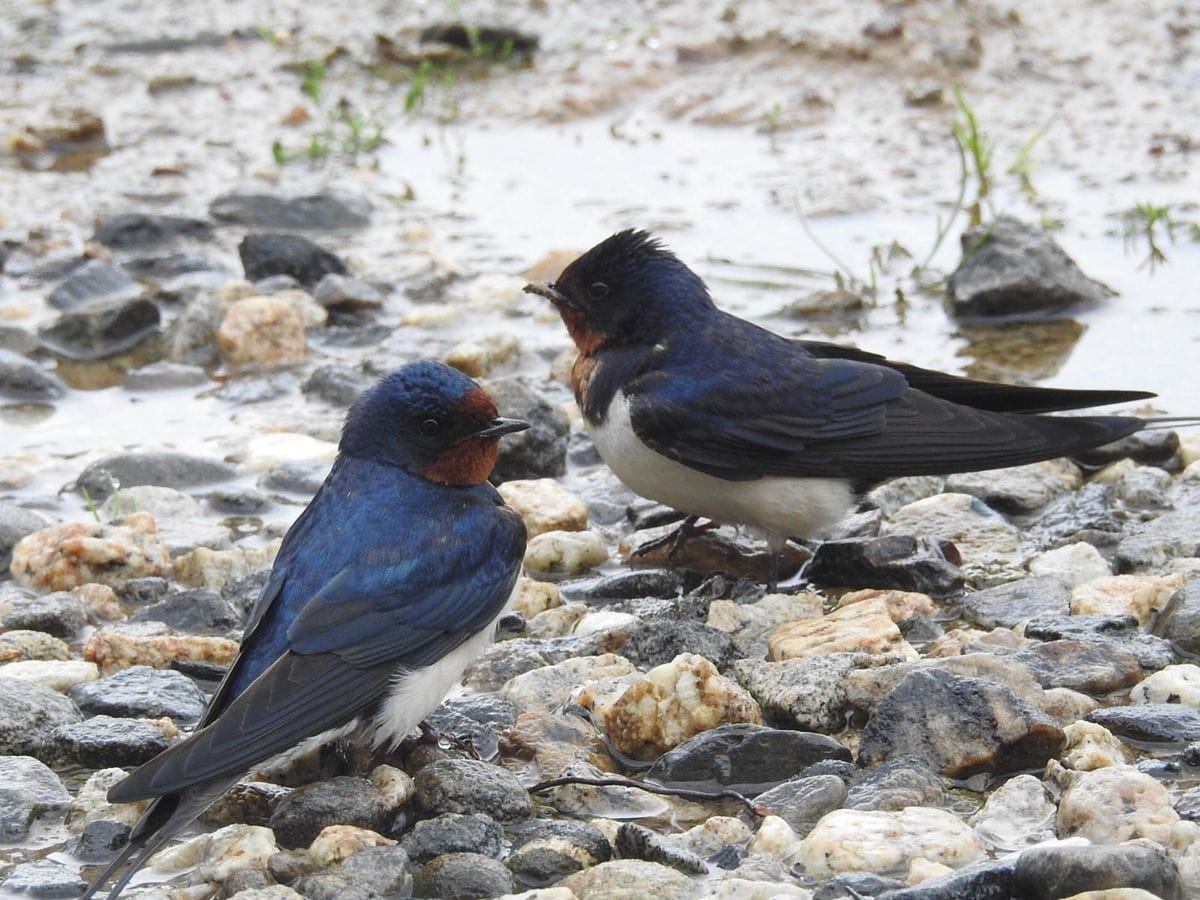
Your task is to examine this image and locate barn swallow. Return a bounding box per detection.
[525,229,1157,586]
[82,360,528,898]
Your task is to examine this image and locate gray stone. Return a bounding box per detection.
[1117,511,1200,571]
[946,216,1109,319]
[68,665,207,722]
[301,364,372,407]
[39,296,160,361]
[1011,639,1142,694]
[0,503,48,571]
[128,588,243,637]
[0,590,85,639]
[619,616,736,670]
[123,360,209,390]
[506,818,611,884]
[0,756,70,841]
[1075,429,1182,469]
[616,823,706,875]
[211,191,371,230]
[1012,842,1182,900]
[401,812,504,863]
[257,461,329,497]
[733,654,862,733]
[0,678,82,756]
[1155,579,1200,655]
[872,858,1016,899]
[1028,482,1121,544]
[0,349,64,402]
[238,233,349,288]
[808,535,964,595]
[423,695,519,763]
[844,755,945,811]
[858,670,1065,778]
[815,871,909,899]
[566,569,685,603]
[413,851,513,899]
[47,260,142,311]
[1086,702,1200,743]
[646,723,851,796]
[754,773,847,836]
[959,576,1071,629]
[483,377,569,482]
[1,858,88,898]
[50,715,169,768]
[413,759,532,823]
[74,450,236,500]
[312,274,384,310]
[334,845,413,896]
[201,781,291,828]
[93,212,213,249]
[1026,613,1177,671]
[73,818,132,861]
[164,292,222,367]
[268,775,390,849]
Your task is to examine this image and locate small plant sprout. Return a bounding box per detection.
[1123,202,1176,271]
[951,85,994,227]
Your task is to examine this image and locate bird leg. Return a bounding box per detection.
[765,533,789,592]
[636,515,719,560]
[417,720,481,759]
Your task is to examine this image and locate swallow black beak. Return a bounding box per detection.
[523,282,572,307]
[470,417,530,441]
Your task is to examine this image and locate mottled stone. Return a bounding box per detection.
[499,653,635,715]
[268,777,390,849]
[218,296,306,366]
[10,515,171,591]
[0,677,83,756]
[413,851,514,899]
[49,714,172,768]
[307,824,395,867]
[1058,766,1179,844]
[506,818,612,885]
[0,630,70,663]
[0,590,87,639]
[1028,542,1113,586]
[946,459,1081,514]
[401,812,504,863]
[707,592,824,657]
[558,859,695,900]
[1152,578,1200,655]
[498,479,587,538]
[768,596,918,661]
[806,534,965,595]
[1071,574,1186,625]
[413,759,532,823]
[733,653,881,733]
[858,669,1066,778]
[84,627,239,674]
[753,774,848,836]
[959,576,1071,629]
[151,823,277,887]
[523,530,608,575]
[1011,640,1142,694]
[844,756,945,812]
[1013,843,1183,900]
[1086,703,1200,743]
[0,755,70,841]
[1059,721,1130,771]
[1131,663,1200,707]
[1,858,88,898]
[970,774,1055,852]
[798,807,985,878]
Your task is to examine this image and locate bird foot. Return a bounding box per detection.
[417,720,481,759]
[636,515,719,560]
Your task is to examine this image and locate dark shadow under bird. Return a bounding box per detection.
[525,229,1181,585]
[82,360,528,898]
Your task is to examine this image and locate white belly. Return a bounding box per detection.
[590,392,854,542]
[370,589,515,749]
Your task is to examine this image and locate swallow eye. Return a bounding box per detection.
[588,281,610,300]
[419,418,442,437]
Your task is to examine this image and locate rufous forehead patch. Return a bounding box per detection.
[457,386,499,420]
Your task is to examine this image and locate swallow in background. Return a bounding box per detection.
[526,229,1158,587]
[83,360,528,899]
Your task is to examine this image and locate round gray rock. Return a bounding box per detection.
[413,759,532,823]
[68,665,207,722]
[0,677,83,756]
[414,851,514,899]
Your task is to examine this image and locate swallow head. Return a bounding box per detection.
[341,360,528,485]
[524,229,712,354]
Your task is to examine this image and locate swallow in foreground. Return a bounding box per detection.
[526,229,1159,586]
[82,360,528,898]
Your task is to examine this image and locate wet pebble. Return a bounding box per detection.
[10,515,172,591]
[203,781,292,829]
[707,591,823,657]
[412,851,513,899]
[969,773,1055,851]
[267,776,391,849]
[0,659,98,692]
[601,655,762,760]
[959,575,1071,629]
[312,273,384,312]
[646,722,848,795]
[123,359,210,390]
[499,653,635,714]
[238,233,348,289]
[882,492,1020,581]
[1027,541,1112,586]
[1152,578,1200,654]
[1,858,88,898]
[753,773,847,835]
[1011,639,1143,694]
[75,450,237,500]
[39,293,160,361]
[0,589,87,638]
[1025,613,1177,671]
[768,595,918,661]
[945,459,1081,514]
[84,625,239,674]
[218,296,307,366]
[211,191,371,230]
[413,758,532,823]
[0,349,64,402]
[807,534,964,594]
[46,260,142,312]
[1070,573,1185,624]
[307,823,395,866]
[73,817,132,861]
[732,652,869,733]
[1117,510,1200,571]
[0,755,70,840]
[93,212,213,249]
[559,859,695,899]
[1012,843,1183,900]
[1087,702,1200,743]
[68,664,207,721]
[1131,663,1200,706]
[523,529,608,575]
[129,587,243,636]
[946,216,1109,318]
[0,676,83,756]
[401,812,504,862]
[154,823,277,890]
[1059,720,1130,771]
[857,669,1066,778]
[498,478,587,538]
[616,822,706,875]
[50,714,172,768]
[844,756,945,811]
[301,363,372,407]
[505,818,612,884]
[798,806,985,879]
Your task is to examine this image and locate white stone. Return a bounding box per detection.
[369,764,414,808]
[308,824,394,866]
[797,807,985,878]
[704,879,813,899]
[573,610,639,637]
[906,856,954,884]
[512,577,560,619]
[1057,766,1178,844]
[150,824,276,884]
[523,530,608,575]
[66,768,145,831]
[970,773,1056,851]
[527,603,588,639]
[0,659,98,692]
[499,654,636,714]
[498,479,588,538]
[666,816,752,857]
[746,815,804,864]
[1028,542,1112,586]
[1131,664,1200,707]
[1070,573,1186,624]
[444,332,522,378]
[238,433,338,472]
